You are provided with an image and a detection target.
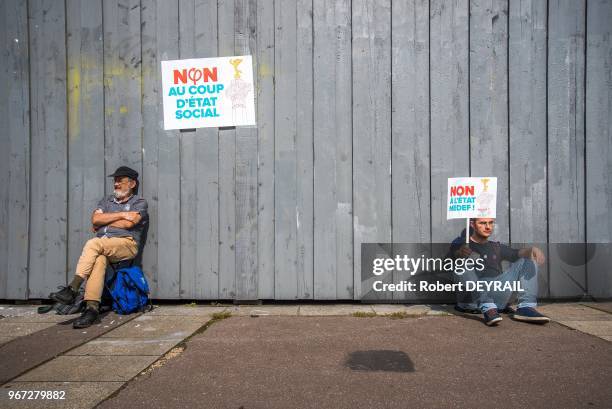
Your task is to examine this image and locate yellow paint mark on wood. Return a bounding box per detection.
[119,105,128,114]
[68,66,81,140]
[258,63,272,78]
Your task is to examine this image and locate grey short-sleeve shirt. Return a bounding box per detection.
[95,194,148,246]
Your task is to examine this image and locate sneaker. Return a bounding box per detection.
[73,308,99,329]
[49,286,77,305]
[483,308,503,326]
[498,305,516,314]
[454,305,481,314]
[513,307,550,324]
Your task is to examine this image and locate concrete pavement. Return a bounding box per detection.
[1,302,611,408]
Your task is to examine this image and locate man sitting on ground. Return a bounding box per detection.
[450,218,550,326]
[50,166,148,328]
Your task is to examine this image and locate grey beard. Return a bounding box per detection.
[114,189,130,200]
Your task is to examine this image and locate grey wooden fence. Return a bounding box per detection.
[1,0,611,300]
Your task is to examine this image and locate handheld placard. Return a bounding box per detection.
[447,177,498,245]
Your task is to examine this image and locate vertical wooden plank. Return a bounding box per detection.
[103,0,143,181]
[178,0,197,299]
[509,0,549,297]
[313,0,353,299]
[391,0,430,300]
[274,0,314,300]
[586,0,612,298]
[256,0,275,299]
[274,0,297,299]
[218,0,237,299]
[66,0,105,280]
[179,0,220,299]
[548,0,585,297]
[392,0,430,243]
[156,0,180,299]
[430,0,470,243]
[28,0,68,298]
[296,0,314,299]
[469,0,509,241]
[352,0,392,299]
[274,0,313,299]
[141,0,159,296]
[0,0,30,299]
[142,0,180,299]
[234,0,259,300]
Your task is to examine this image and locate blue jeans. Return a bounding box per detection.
[455,258,539,313]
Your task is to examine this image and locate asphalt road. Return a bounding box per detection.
[100,315,612,409]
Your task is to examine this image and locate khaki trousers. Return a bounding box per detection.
[75,237,138,302]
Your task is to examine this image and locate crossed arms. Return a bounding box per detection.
[91,209,142,231]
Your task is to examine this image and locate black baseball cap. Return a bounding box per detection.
[108,166,139,180]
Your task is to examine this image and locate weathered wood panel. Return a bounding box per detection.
[218,0,237,299]
[313,0,353,299]
[256,0,275,299]
[509,0,549,297]
[0,0,29,299]
[274,0,296,299]
[295,0,314,299]
[142,0,180,299]
[103,0,143,181]
[352,0,392,299]
[141,0,159,295]
[430,0,470,243]
[234,0,259,300]
[28,0,68,298]
[2,0,610,301]
[66,0,105,280]
[586,0,612,298]
[179,0,220,299]
[274,0,314,299]
[392,0,430,243]
[469,0,509,241]
[391,0,430,300]
[547,0,586,297]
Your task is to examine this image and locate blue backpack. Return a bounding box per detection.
[106,266,152,314]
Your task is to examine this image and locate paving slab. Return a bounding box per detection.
[370,304,431,316]
[539,303,611,320]
[99,315,612,409]
[0,322,56,337]
[298,304,375,316]
[0,381,123,409]
[15,355,159,383]
[556,321,612,337]
[581,302,612,314]
[66,338,179,356]
[0,312,140,385]
[100,315,208,339]
[0,336,17,346]
[227,305,299,316]
[1,313,82,324]
[0,306,41,318]
[147,305,228,316]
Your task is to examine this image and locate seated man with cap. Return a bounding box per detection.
[50,166,148,328]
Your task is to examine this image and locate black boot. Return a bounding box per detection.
[73,308,99,329]
[49,286,77,305]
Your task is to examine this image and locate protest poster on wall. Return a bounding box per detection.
[161,55,256,130]
[447,177,497,219]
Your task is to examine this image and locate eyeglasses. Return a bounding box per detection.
[113,177,131,185]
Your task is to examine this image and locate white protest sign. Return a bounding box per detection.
[161,55,256,130]
[447,177,497,219]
